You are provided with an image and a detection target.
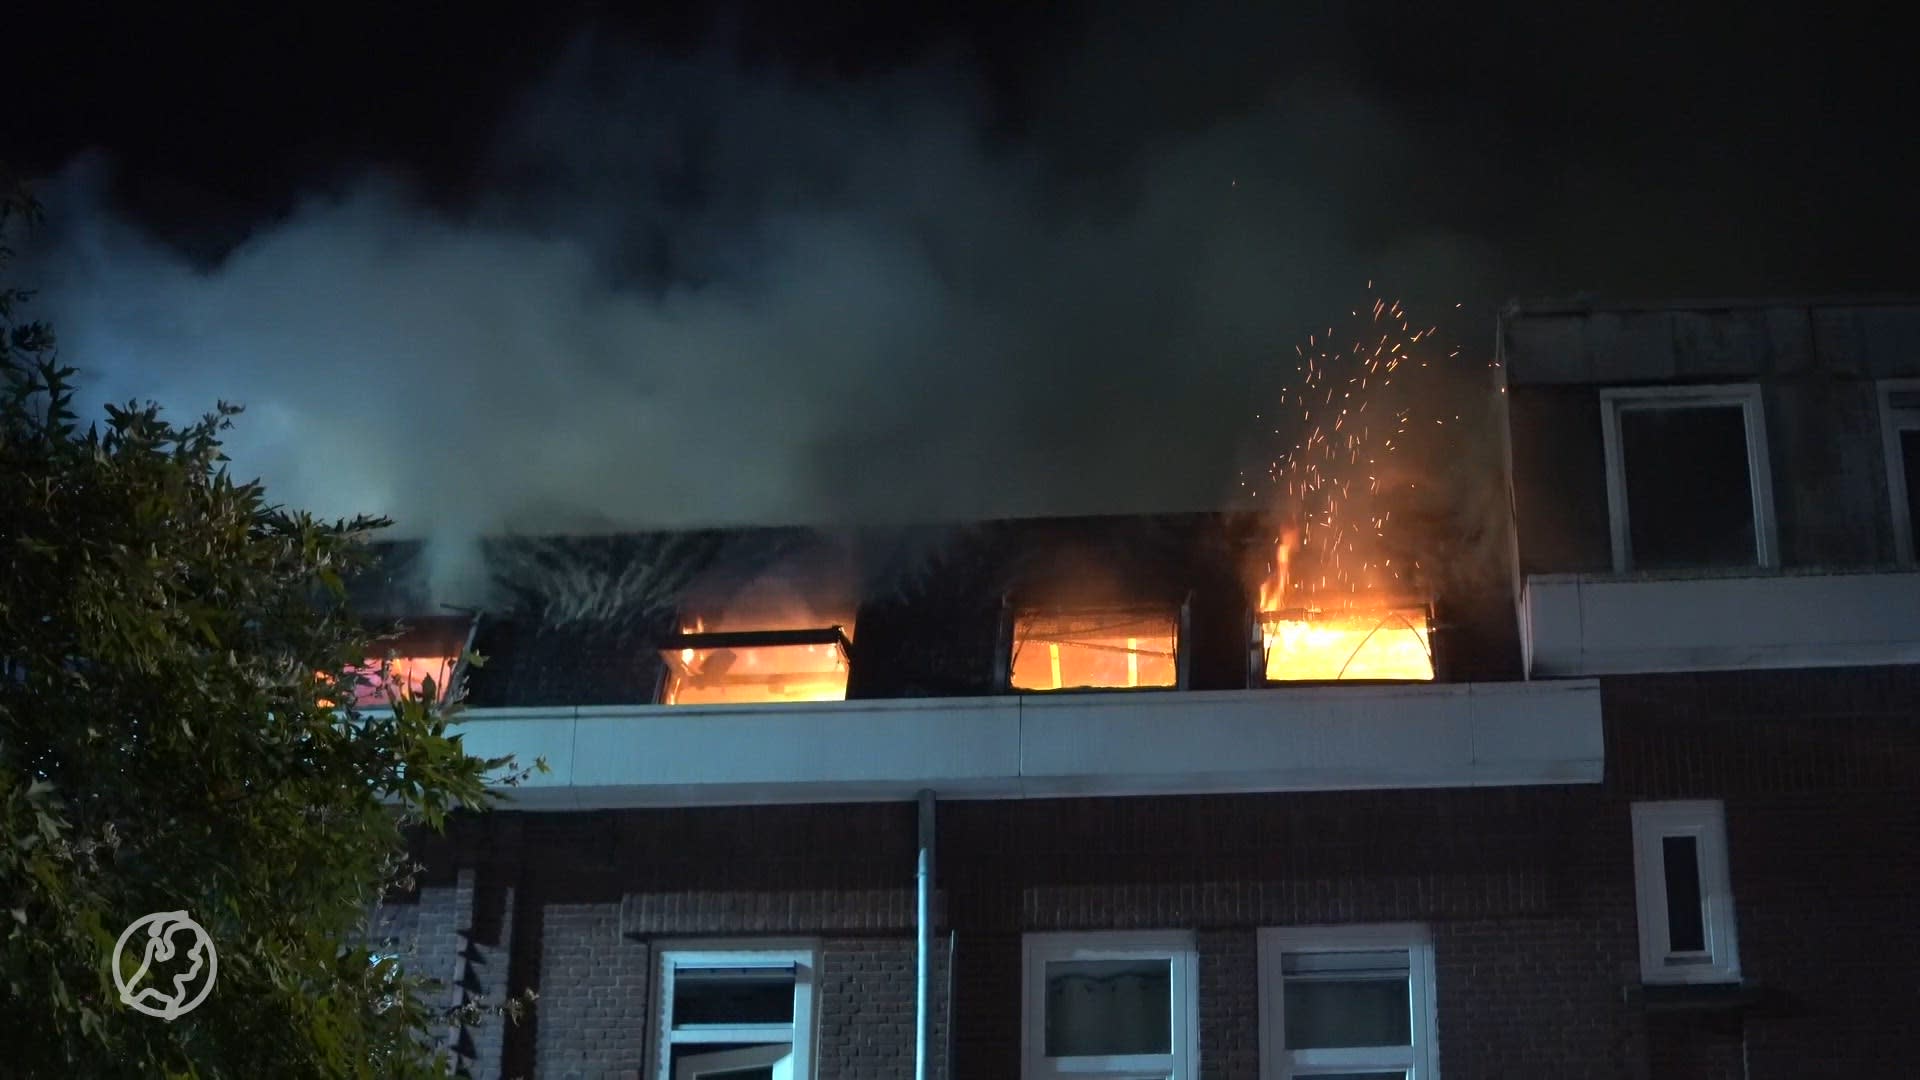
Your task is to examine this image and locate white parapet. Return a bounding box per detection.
[1524,568,1920,677]
[455,680,1603,810]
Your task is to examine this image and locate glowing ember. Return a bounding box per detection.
[1010,609,1178,691]
[1241,285,1451,681]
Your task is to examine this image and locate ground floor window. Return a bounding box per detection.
[1022,930,1199,1079]
[654,944,816,1080]
[1258,924,1438,1079]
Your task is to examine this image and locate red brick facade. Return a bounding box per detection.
[371,665,1919,1078]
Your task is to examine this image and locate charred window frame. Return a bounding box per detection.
[653,943,817,1080]
[1600,385,1778,573]
[999,595,1192,693]
[1631,801,1740,985]
[1880,380,1920,563]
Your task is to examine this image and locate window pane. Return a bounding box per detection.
[673,968,795,1026]
[1044,958,1173,1056]
[669,1043,788,1079]
[1283,976,1411,1050]
[1619,405,1758,568]
[1306,1074,1407,1080]
[1662,836,1707,953]
[1900,429,1920,550]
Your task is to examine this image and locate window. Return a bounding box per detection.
[1880,380,1920,563]
[1023,931,1198,1079]
[659,625,851,705]
[1258,925,1438,1080]
[655,946,816,1080]
[330,614,473,709]
[1600,385,1777,572]
[1630,801,1740,984]
[1009,607,1182,691]
[1256,607,1434,683]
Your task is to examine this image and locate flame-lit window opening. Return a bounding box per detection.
[330,615,473,709]
[1010,608,1180,692]
[345,654,460,708]
[659,625,852,706]
[1257,605,1434,682]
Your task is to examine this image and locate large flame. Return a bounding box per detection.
[1243,288,1446,682]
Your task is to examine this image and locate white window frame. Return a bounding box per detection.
[1600,384,1779,572]
[654,942,818,1080]
[1022,930,1199,1080]
[1257,923,1439,1080]
[1630,801,1740,985]
[1879,379,1920,563]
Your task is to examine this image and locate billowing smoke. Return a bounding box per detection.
[17,30,1496,604]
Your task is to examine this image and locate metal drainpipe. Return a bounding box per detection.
[915,789,936,1080]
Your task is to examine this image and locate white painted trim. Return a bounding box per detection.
[1630,802,1741,985]
[655,945,819,1080]
[1021,930,1199,1080]
[1600,384,1778,572]
[455,681,1604,810]
[1522,568,1920,676]
[1879,378,1920,564]
[1257,924,1438,1080]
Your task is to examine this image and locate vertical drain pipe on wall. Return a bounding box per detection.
[915,789,936,1080]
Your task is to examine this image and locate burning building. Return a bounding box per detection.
[362,298,1920,1080]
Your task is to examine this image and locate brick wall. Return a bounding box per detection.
[421,665,1919,1079]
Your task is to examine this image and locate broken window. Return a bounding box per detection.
[1009,607,1180,691]
[659,622,852,706]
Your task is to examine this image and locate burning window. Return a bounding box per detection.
[1253,538,1434,682]
[346,654,460,708]
[659,620,852,705]
[332,615,472,708]
[1258,606,1433,682]
[1010,607,1180,692]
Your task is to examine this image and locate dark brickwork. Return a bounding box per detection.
[817,937,950,1080]
[408,664,1919,1079]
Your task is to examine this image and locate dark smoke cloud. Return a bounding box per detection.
[20,29,1501,601]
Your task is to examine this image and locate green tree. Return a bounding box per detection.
[0,185,523,1076]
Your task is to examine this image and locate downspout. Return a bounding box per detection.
[915,789,936,1080]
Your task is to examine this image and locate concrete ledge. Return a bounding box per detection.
[1524,568,1920,676]
[457,681,1603,810]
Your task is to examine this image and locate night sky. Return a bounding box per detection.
[5,2,1913,593]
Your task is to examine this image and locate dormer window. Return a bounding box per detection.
[1009,606,1182,692]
